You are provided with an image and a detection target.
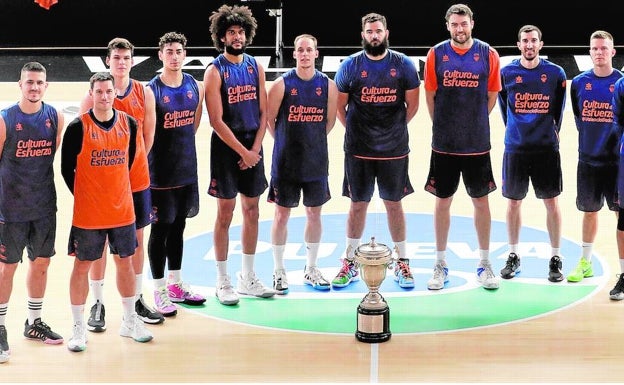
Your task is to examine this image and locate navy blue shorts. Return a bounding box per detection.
[502,151,561,200]
[424,151,497,199]
[68,223,137,261]
[0,214,56,264]
[151,183,199,224]
[133,188,155,229]
[267,177,331,208]
[576,161,618,212]
[342,155,413,202]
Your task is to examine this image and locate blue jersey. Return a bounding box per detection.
[147,73,200,188]
[571,68,623,166]
[211,53,262,133]
[0,102,58,221]
[430,39,493,154]
[334,49,420,158]
[271,69,330,182]
[499,58,567,153]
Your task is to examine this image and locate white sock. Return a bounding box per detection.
[168,270,181,283]
[27,297,43,324]
[71,304,85,325]
[394,240,407,260]
[306,242,320,268]
[135,274,143,299]
[436,250,446,264]
[346,238,360,260]
[90,279,105,304]
[121,296,134,321]
[479,249,489,264]
[582,242,593,261]
[272,244,285,271]
[216,260,228,280]
[242,253,254,277]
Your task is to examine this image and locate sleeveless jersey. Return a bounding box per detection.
[271,69,330,182]
[114,78,150,191]
[429,39,493,154]
[499,58,567,153]
[147,73,200,188]
[0,102,58,221]
[211,53,262,132]
[334,49,421,158]
[571,68,623,166]
[72,110,134,229]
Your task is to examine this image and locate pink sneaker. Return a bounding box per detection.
[154,287,177,317]
[167,281,206,305]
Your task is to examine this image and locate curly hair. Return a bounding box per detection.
[208,4,257,51]
[158,31,187,51]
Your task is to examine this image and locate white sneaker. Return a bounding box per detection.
[0,325,9,363]
[120,313,153,343]
[427,262,449,290]
[216,275,240,306]
[67,323,87,352]
[477,261,499,290]
[273,268,289,295]
[237,271,276,298]
[304,266,331,291]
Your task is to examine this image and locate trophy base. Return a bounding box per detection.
[355,304,391,343]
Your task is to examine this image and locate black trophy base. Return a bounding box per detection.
[355,304,391,343]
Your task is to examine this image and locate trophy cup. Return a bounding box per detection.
[354,237,394,343]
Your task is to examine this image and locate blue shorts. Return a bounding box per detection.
[267,177,331,208]
[151,183,199,224]
[208,131,268,199]
[576,161,618,212]
[0,214,56,264]
[133,188,155,229]
[425,151,496,198]
[502,151,561,200]
[68,223,137,261]
[342,155,413,202]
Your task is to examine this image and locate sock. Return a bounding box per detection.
[71,304,85,325]
[272,244,285,271]
[0,303,7,326]
[509,244,518,254]
[90,279,105,304]
[153,278,167,291]
[436,250,446,264]
[135,274,143,299]
[479,249,489,264]
[582,242,593,262]
[346,238,360,260]
[394,240,407,260]
[552,248,561,258]
[168,270,181,283]
[306,242,320,268]
[620,259,624,274]
[242,253,254,277]
[121,296,135,321]
[27,297,43,324]
[216,260,228,279]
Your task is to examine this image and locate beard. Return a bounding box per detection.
[362,37,388,57]
[225,45,245,55]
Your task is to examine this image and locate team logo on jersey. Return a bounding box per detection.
[585,82,592,91]
[247,65,254,74]
[360,70,368,78]
[515,76,523,84]
[290,88,298,96]
[473,53,480,62]
[315,87,322,96]
[163,95,170,104]
[15,122,23,131]
[187,90,194,100]
[541,74,548,83]
[610,84,615,93]
[390,68,397,77]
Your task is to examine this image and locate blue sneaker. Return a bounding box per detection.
[427,262,449,290]
[304,266,331,291]
[394,258,415,288]
[331,258,359,288]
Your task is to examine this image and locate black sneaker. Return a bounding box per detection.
[500,252,521,279]
[135,295,165,324]
[548,256,564,282]
[0,325,9,363]
[87,300,106,333]
[609,274,624,300]
[23,318,63,344]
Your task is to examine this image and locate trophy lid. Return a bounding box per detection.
[354,237,392,265]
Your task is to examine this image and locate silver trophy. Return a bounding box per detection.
[354,237,394,343]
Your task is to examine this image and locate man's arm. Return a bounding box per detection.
[60,118,83,194]
[266,75,285,138]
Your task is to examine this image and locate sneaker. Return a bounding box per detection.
[23,318,63,344]
[273,268,289,295]
[237,271,276,298]
[394,258,415,288]
[427,262,449,290]
[67,323,87,352]
[0,325,9,364]
[331,258,360,288]
[477,262,499,289]
[609,274,624,300]
[567,258,593,282]
[500,253,521,279]
[135,295,165,324]
[304,266,331,291]
[87,300,106,332]
[216,275,239,306]
[154,287,177,317]
[548,256,564,282]
[119,313,153,343]
[167,281,206,305]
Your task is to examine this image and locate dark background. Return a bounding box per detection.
[1,0,621,51]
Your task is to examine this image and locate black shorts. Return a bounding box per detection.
[0,214,56,264]
[576,161,618,212]
[502,151,562,200]
[342,155,413,202]
[267,177,331,208]
[68,223,136,261]
[424,151,496,198]
[133,188,155,229]
[208,132,268,199]
[151,183,199,224]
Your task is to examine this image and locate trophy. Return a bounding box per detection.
[354,237,394,343]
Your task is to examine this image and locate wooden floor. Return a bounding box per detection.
[2,81,623,384]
